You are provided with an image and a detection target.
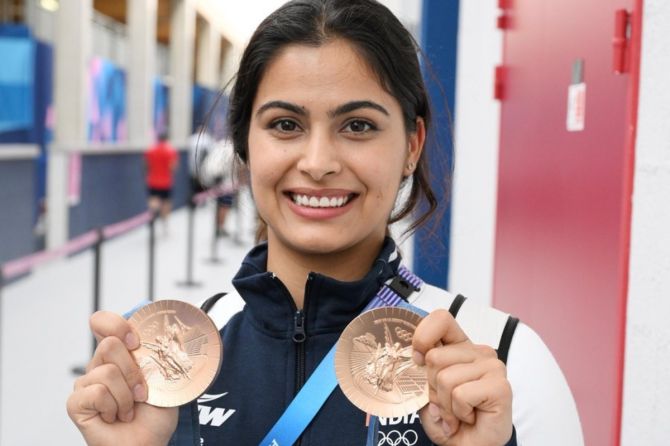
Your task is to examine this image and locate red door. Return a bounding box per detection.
[493,1,642,445]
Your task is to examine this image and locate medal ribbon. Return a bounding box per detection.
[258,267,425,446]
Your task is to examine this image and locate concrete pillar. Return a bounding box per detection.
[169,0,196,143]
[128,0,157,145]
[220,41,239,90]
[196,19,221,89]
[47,0,92,248]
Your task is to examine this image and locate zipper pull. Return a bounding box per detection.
[293,310,306,343]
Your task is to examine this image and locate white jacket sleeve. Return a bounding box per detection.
[506,322,584,445]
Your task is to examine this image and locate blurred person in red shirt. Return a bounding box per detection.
[145,131,179,233]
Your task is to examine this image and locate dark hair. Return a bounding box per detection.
[228,0,439,235]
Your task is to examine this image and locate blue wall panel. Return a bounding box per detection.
[68,151,190,238]
[414,0,460,289]
[0,159,36,264]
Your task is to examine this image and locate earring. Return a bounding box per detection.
[407,161,415,171]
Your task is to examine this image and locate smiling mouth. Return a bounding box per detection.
[289,193,356,208]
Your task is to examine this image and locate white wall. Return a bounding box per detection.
[621,1,670,443]
[449,0,501,305]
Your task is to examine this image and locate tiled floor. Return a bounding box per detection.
[0,191,256,445]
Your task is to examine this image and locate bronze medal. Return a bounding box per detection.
[335,306,428,418]
[128,300,222,407]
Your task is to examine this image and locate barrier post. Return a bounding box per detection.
[71,229,104,376]
[177,201,201,287]
[232,190,244,246]
[148,213,157,301]
[91,228,103,356]
[207,201,222,264]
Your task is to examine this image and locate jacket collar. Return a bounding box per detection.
[231,237,402,337]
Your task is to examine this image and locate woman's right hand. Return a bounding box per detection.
[66,311,178,446]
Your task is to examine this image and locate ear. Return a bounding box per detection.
[404,117,426,177]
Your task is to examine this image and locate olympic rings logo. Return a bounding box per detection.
[377,429,418,446]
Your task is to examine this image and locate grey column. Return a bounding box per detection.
[196,19,221,89]
[47,0,92,248]
[128,0,157,146]
[169,0,195,144]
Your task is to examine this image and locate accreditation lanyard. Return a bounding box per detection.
[258,267,426,446]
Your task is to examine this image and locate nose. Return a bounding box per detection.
[296,130,341,181]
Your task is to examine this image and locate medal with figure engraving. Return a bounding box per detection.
[129,300,222,407]
[335,306,428,418]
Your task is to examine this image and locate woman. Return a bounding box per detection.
[67,1,583,445]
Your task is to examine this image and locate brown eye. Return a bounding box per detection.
[343,120,375,133]
[271,119,299,132]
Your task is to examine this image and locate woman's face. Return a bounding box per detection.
[248,39,423,259]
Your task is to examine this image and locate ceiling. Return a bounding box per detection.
[93,0,172,44]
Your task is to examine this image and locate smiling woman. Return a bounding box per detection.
[247,40,425,303]
[66,1,583,446]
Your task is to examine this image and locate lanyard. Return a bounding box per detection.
[258,267,425,446]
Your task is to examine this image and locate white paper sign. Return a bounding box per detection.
[566,82,586,132]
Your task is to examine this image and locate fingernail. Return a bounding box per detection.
[441,420,452,437]
[133,384,146,401]
[125,332,139,349]
[413,350,424,366]
[125,409,134,422]
[428,403,441,422]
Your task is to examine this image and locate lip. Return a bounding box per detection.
[284,188,359,220]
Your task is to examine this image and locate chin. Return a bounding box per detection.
[281,232,361,256]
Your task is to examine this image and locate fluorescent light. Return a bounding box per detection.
[40,0,59,12]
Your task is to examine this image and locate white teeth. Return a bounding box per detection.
[292,194,350,208]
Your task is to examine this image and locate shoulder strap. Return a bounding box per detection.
[200,292,227,313]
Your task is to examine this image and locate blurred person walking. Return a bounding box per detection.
[145,131,179,234]
[199,139,237,236]
[186,125,215,202]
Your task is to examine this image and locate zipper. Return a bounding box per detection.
[271,271,312,445]
[295,274,313,446]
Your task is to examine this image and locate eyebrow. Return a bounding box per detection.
[329,100,389,118]
[255,100,389,118]
[256,101,307,117]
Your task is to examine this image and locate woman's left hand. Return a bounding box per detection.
[412,309,513,445]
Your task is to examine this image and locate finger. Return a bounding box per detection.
[75,363,137,422]
[413,310,469,365]
[451,375,512,426]
[67,383,120,425]
[90,311,140,350]
[419,402,459,443]
[424,343,498,384]
[86,336,147,403]
[432,362,489,431]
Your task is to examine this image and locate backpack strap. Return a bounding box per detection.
[200,292,227,313]
[496,315,520,364]
[450,294,519,365]
[448,294,467,318]
[407,283,520,366]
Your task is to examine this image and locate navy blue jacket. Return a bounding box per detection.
[171,239,517,446]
